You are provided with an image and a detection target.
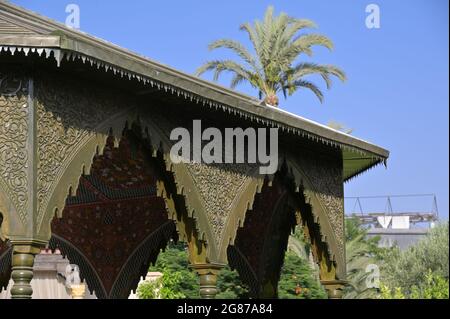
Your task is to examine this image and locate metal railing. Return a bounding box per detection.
[345,194,439,226]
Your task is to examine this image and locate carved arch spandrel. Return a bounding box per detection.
[226,175,297,298]
[36,109,138,240]
[139,114,220,261]
[32,72,143,240]
[284,156,346,279]
[34,102,208,269]
[154,168,207,262]
[47,127,180,299]
[140,112,267,264]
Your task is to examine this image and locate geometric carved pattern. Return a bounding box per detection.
[51,134,176,298]
[299,155,345,260]
[186,162,255,247]
[0,73,29,224]
[35,74,124,232]
[142,112,260,249]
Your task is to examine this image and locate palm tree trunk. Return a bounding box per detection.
[264,93,279,107]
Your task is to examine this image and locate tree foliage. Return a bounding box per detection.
[137,269,186,299]
[147,242,199,299]
[278,251,327,299]
[380,270,449,299]
[196,6,345,107]
[142,242,247,299]
[279,228,326,299]
[343,218,383,299]
[216,267,250,299]
[379,222,449,298]
[287,227,311,260]
[138,239,326,299]
[137,222,449,299]
[343,220,449,300]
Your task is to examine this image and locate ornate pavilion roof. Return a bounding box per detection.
[0,1,389,181]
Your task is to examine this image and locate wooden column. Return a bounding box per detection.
[321,279,346,299]
[10,242,41,299]
[190,263,224,299]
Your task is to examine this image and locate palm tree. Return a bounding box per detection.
[343,218,382,299]
[196,6,346,107]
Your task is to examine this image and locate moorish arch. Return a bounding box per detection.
[39,105,234,298]
[222,154,347,298]
[0,110,224,299]
[0,68,252,299]
[227,173,293,298]
[26,70,214,264]
[0,70,222,298]
[48,129,178,299]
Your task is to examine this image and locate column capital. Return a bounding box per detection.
[189,262,225,275]
[320,279,347,299]
[190,263,225,299]
[10,240,44,254]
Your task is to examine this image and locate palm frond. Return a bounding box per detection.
[267,11,290,60]
[195,60,248,78]
[254,20,269,68]
[280,34,334,66]
[284,19,317,41]
[195,60,262,90]
[239,22,262,61]
[208,39,259,71]
[230,73,246,89]
[289,62,346,89]
[290,79,324,102]
[292,33,334,50]
[272,19,317,64]
[262,5,275,62]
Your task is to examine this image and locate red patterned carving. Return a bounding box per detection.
[90,135,155,190]
[51,134,171,296]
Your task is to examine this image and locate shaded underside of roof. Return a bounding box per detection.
[0,2,389,181]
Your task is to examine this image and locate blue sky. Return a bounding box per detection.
[11,0,449,219]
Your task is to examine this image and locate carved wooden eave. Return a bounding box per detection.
[0,2,389,183]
